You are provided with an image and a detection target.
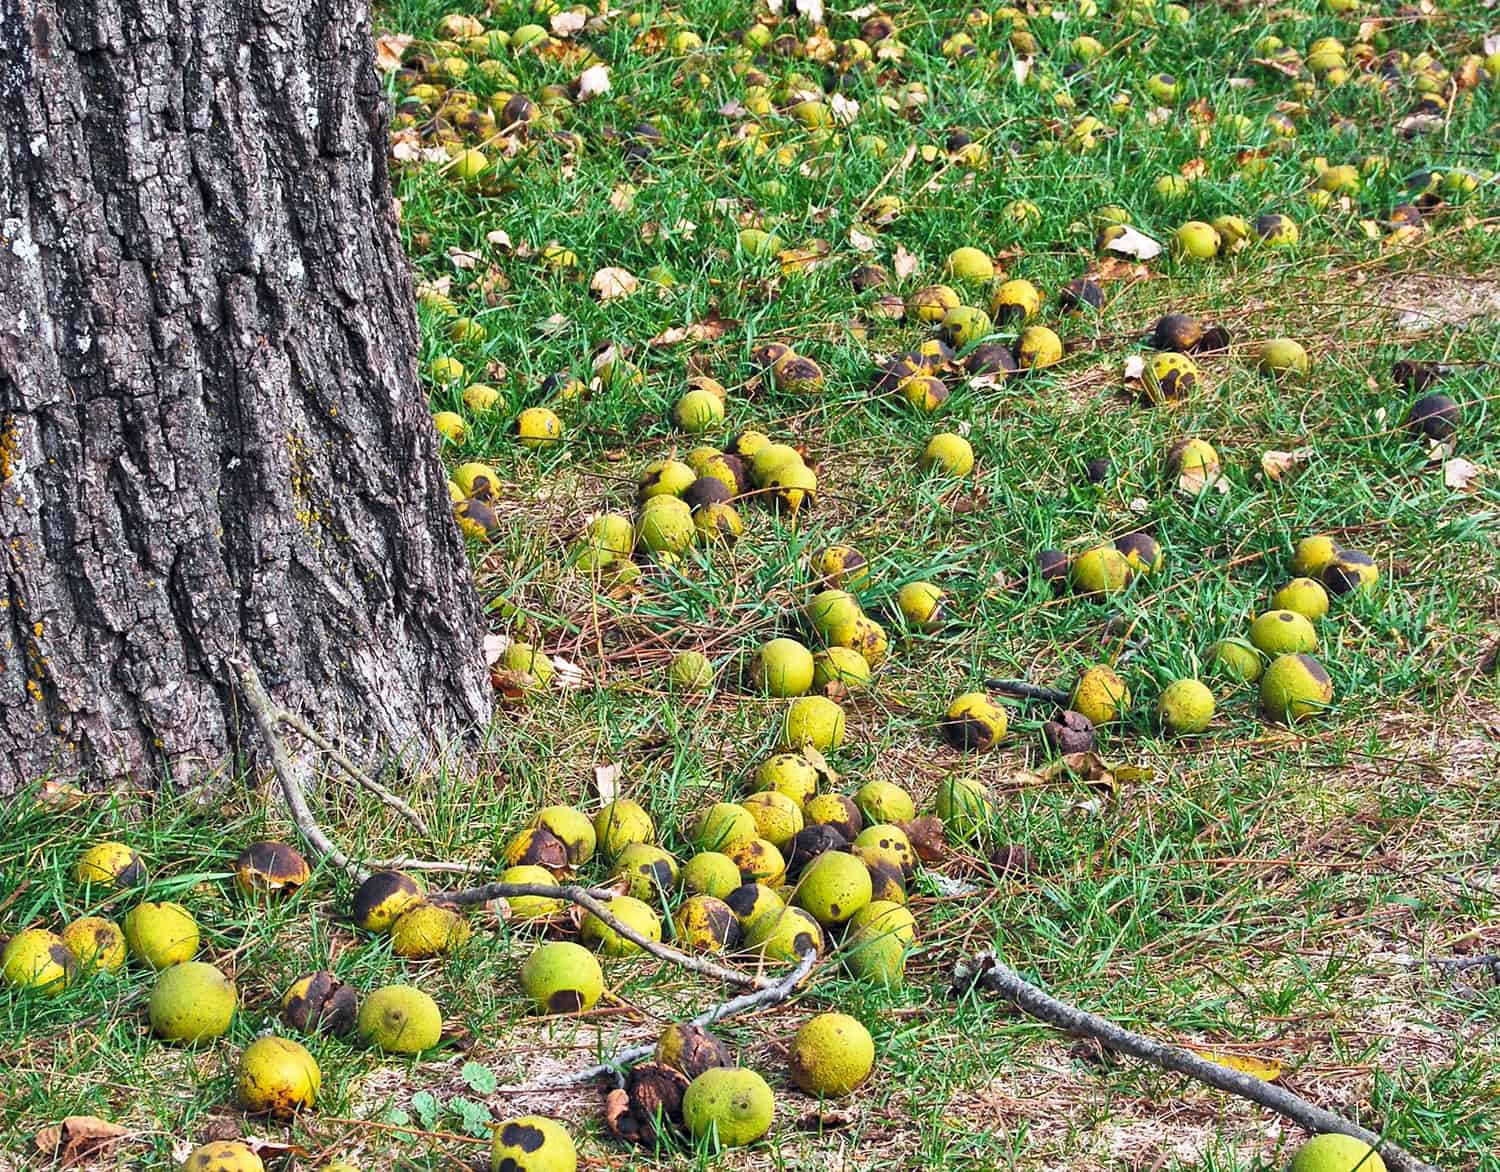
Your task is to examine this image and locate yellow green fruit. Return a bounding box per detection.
[1292,535,1341,577]
[1071,666,1130,725]
[850,899,917,944]
[811,646,873,691]
[790,1012,875,1097]
[753,754,819,806]
[1323,550,1378,595]
[1272,578,1330,621]
[515,407,563,449]
[1172,220,1221,260]
[680,851,743,898]
[1071,545,1131,595]
[935,776,991,840]
[535,805,596,865]
[490,1116,577,1172]
[943,246,995,283]
[750,906,824,963]
[751,637,816,697]
[581,895,662,956]
[1259,653,1334,722]
[520,941,604,1013]
[124,901,200,969]
[391,903,471,959]
[358,984,442,1053]
[594,799,655,859]
[810,544,869,591]
[939,692,1008,751]
[793,850,872,927]
[804,589,863,637]
[674,388,726,433]
[1156,678,1216,734]
[2,928,74,995]
[73,841,146,889]
[237,1035,320,1116]
[1249,610,1319,655]
[1210,638,1264,683]
[921,433,974,476]
[691,802,758,852]
[1017,325,1063,370]
[841,922,906,988]
[1143,351,1200,405]
[681,1067,775,1147]
[740,790,805,848]
[1287,1133,1387,1172]
[908,283,960,323]
[148,961,237,1042]
[853,780,916,825]
[990,279,1041,323]
[182,1142,265,1171]
[940,305,992,349]
[1257,338,1310,379]
[673,895,742,952]
[781,696,846,750]
[352,871,425,932]
[612,843,680,901]
[60,916,127,973]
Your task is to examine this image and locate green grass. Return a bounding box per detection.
[5,0,1500,1168]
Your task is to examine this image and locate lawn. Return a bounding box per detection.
[3,0,1498,1169]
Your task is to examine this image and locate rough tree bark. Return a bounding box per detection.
[0,0,491,791]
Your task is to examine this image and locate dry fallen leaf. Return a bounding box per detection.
[893,242,921,279]
[830,94,859,126]
[848,226,878,253]
[448,248,482,271]
[793,1106,858,1130]
[1123,355,1146,380]
[1178,466,1229,497]
[1187,1048,1283,1083]
[593,762,622,803]
[1103,226,1163,261]
[1444,457,1479,489]
[485,228,513,251]
[590,266,638,301]
[576,63,610,101]
[482,633,511,664]
[36,1117,134,1167]
[549,8,586,35]
[1260,447,1313,481]
[550,655,586,689]
[373,33,412,73]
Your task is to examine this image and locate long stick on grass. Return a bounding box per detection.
[954,952,1440,1172]
[233,660,774,990]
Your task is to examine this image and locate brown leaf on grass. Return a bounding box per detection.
[1261,447,1313,481]
[1091,257,1152,282]
[1180,157,1209,180]
[1043,752,1121,795]
[1178,465,1229,498]
[36,1117,134,1165]
[549,8,586,35]
[1252,56,1302,77]
[800,746,840,788]
[848,226,878,252]
[899,815,948,863]
[590,266,638,301]
[793,1106,859,1130]
[893,242,921,279]
[648,312,738,347]
[374,33,413,72]
[488,668,535,704]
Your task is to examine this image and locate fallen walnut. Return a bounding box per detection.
[604,1063,690,1146]
[1041,710,1097,755]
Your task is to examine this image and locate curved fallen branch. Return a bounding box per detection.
[953,953,1440,1172]
[234,661,772,991]
[983,678,1070,705]
[495,948,819,1093]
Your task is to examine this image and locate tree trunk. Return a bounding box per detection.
[0,0,491,791]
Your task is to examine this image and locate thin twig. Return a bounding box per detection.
[235,660,363,882]
[984,678,1070,705]
[269,707,432,837]
[494,949,819,1093]
[954,952,1440,1172]
[234,660,772,991]
[443,881,772,990]
[363,858,488,875]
